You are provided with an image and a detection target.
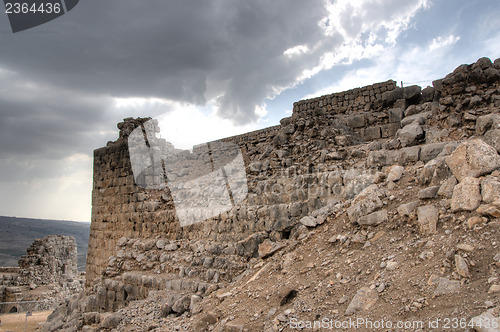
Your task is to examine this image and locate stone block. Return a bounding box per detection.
[346,114,366,128]
[381,122,401,138]
[397,122,424,147]
[363,126,381,140]
[417,205,439,234]
[420,142,447,163]
[445,139,500,182]
[389,108,404,123]
[451,177,482,212]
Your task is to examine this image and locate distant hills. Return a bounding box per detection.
[0,216,90,271]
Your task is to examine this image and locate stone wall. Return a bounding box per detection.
[0,235,82,313]
[85,57,500,293]
[293,80,397,114]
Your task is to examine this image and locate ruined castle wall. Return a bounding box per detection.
[85,82,405,288]
[86,58,500,290]
[0,235,82,313]
[293,80,397,115]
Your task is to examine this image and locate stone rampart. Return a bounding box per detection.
[85,56,500,295]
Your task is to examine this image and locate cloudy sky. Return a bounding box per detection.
[0,0,499,222]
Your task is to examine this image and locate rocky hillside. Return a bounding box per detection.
[42,56,500,332]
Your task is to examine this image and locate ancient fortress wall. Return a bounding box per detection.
[86,57,500,290]
[0,235,81,313]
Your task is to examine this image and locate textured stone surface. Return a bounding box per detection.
[345,287,378,315]
[451,177,482,212]
[397,122,424,147]
[0,235,81,314]
[347,185,385,223]
[387,165,404,182]
[417,205,439,235]
[445,139,500,182]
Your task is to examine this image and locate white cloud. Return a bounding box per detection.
[304,31,462,98]
[428,35,460,52]
[284,44,310,57]
[0,154,92,221]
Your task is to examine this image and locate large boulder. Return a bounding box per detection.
[451,177,482,212]
[445,139,500,182]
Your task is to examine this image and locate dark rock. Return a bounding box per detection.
[397,122,424,147]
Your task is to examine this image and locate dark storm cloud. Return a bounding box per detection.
[1,0,332,124]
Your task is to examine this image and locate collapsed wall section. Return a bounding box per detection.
[0,235,81,314]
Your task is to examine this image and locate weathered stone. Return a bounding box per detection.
[417,205,439,234]
[484,129,500,153]
[418,186,440,199]
[346,114,366,128]
[345,287,378,315]
[482,176,500,203]
[382,85,421,105]
[164,243,178,251]
[433,277,460,296]
[171,295,191,314]
[100,312,122,329]
[346,185,384,223]
[117,237,128,247]
[397,201,419,217]
[389,108,403,123]
[404,104,417,117]
[438,177,457,198]
[357,209,388,227]
[420,142,447,163]
[476,113,500,135]
[381,122,401,138]
[258,240,285,258]
[397,146,421,165]
[421,86,436,102]
[283,124,296,135]
[190,295,202,314]
[363,126,381,140]
[299,216,317,227]
[467,216,487,229]
[445,139,500,182]
[397,122,424,147]
[418,157,451,186]
[476,205,500,218]
[401,111,432,127]
[248,161,262,173]
[387,165,404,182]
[451,177,482,212]
[386,260,399,271]
[485,67,500,83]
[455,255,470,278]
[156,239,165,249]
[273,133,288,147]
[193,312,218,331]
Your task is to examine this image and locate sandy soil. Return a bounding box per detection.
[0,311,52,332]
